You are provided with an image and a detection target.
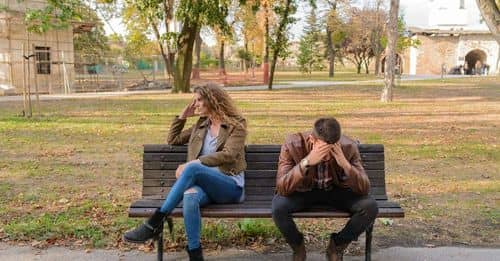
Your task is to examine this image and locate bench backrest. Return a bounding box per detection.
[142,144,386,201]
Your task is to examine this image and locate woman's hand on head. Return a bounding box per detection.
[180,100,197,119]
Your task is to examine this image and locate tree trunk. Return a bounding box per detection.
[475,0,500,74]
[327,1,337,78]
[219,39,226,75]
[374,53,381,75]
[326,27,335,77]
[192,29,202,79]
[356,63,362,74]
[162,0,175,78]
[173,18,199,93]
[244,41,249,73]
[373,0,383,76]
[150,19,172,79]
[263,3,270,84]
[381,0,399,102]
[269,0,292,90]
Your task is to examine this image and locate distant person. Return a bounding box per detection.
[272,117,377,261]
[123,84,247,261]
[441,63,448,77]
[475,60,482,75]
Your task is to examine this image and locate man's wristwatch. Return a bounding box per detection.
[299,158,310,170]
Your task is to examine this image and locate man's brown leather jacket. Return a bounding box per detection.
[167,116,247,175]
[276,131,370,196]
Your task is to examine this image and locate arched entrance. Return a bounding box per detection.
[464,49,487,75]
[381,54,403,74]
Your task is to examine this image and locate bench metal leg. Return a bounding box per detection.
[156,222,164,261]
[365,223,374,261]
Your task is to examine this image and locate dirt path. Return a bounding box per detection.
[0,75,470,103]
[0,243,497,261]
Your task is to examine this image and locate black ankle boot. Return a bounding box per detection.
[186,246,204,261]
[289,235,306,261]
[123,209,166,243]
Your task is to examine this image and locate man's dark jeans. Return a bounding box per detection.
[271,187,378,246]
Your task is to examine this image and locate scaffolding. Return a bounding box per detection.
[0,0,91,98]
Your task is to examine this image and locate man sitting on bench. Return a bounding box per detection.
[272,117,378,261]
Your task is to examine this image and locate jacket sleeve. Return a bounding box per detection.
[275,141,307,196]
[166,116,193,145]
[198,119,247,166]
[343,144,370,195]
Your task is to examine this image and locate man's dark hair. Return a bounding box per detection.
[312,117,341,144]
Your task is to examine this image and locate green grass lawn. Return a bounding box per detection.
[0,76,498,252]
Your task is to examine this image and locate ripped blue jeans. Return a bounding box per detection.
[159,162,242,250]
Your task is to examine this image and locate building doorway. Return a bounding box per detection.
[381,54,403,74]
[464,49,488,75]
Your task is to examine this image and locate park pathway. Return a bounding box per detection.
[0,243,497,261]
[0,75,470,103]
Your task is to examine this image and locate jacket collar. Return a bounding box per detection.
[197,116,232,150]
[198,117,230,129]
[304,131,314,152]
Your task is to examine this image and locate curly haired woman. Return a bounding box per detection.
[123,84,247,261]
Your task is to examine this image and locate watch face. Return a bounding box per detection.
[301,158,308,168]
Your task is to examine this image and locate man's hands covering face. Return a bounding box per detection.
[331,142,351,171]
[306,141,351,172]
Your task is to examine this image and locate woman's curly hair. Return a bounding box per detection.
[193,84,244,127]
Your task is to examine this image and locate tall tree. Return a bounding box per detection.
[122,0,174,79]
[324,0,349,77]
[297,7,324,74]
[262,0,272,84]
[173,0,233,92]
[123,0,233,93]
[212,24,233,77]
[381,0,399,102]
[268,0,297,90]
[237,0,264,74]
[369,0,385,76]
[325,1,338,77]
[475,0,500,74]
[343,8,373,74]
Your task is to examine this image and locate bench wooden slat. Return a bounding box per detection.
[238,194,388,201]
[357,144,384,152]
[144,152,384,162]
[129,206,404,218]
[143,161,385,171]
[144,144,385,153]
[138,192,389,202]
[143,177,387,187]
[143,169,387,180]
[131,199,402,209]
[244,145,282,152]
[141,186,387,197]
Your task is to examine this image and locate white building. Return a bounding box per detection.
[401,0,499,75]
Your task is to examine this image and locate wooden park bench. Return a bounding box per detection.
[128,144,404,261]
